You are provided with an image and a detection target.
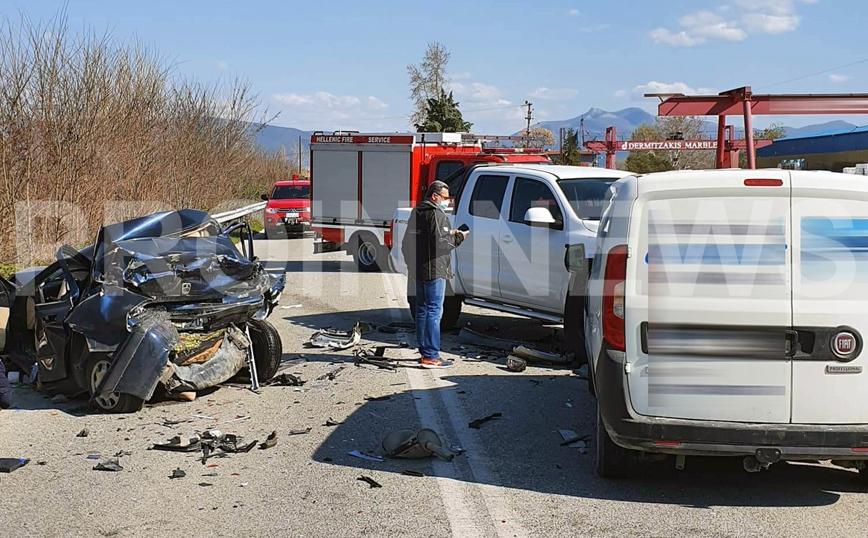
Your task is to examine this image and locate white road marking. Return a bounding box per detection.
[381,272,528,538]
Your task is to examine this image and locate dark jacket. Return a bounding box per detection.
[402,200,464,282]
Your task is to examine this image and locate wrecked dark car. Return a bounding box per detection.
[0,209,286,412]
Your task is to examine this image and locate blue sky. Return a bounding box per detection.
[7,0,865,133]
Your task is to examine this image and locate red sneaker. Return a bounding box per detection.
[420,357,453,369]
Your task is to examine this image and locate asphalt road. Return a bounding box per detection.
[2,236,868,538]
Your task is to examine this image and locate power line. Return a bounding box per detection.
[756,57,868,91]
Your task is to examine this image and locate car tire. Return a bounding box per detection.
[352,234,386,273]
[248,319,282,382]
[564,292,589,366]
[86,355,144,414]
[407,295,463,331]
[595,404,633,479]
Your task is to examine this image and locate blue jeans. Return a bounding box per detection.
[415,278,446,359]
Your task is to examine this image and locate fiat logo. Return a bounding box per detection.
[833,332,858,360]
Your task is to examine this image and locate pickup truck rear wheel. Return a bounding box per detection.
[596,404,633,479]
[407,295,463,331]
[564,293,589,366]
[352,234,387,273]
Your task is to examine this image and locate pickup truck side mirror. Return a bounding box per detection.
[260,193,269,201]
[564,244,585,273]
[523,207,556,227]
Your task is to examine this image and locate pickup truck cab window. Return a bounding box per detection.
[469,175,509,220]
[509,177,564,229]
[436,160,465,182]
[558,178,617,220]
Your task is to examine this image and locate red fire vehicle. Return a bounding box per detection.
[309,131,550,271]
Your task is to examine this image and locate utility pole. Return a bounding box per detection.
[297,136,303,175]
[523,100,533,137]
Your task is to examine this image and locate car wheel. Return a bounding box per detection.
[595,404,633,479]
[564,292,589,366]
[86,355,144,414]
[353,235,385,272]
[248,319,282,382]
[407,295,463,331]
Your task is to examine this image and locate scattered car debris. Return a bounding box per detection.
[93,458,123,472]
[280,304,303,309]
[76,428,90,438]
[151,436,201,452]
[512,345,569,365]
[86,455,102,460]
[450,445,464,455]
[264,373,306,387]
[51,394,68,404]
[170,468,187,479]
[259,431,278,450]
[559,430,590,452]
[458,328,520,352]
[469,412,502,429]
[382,429,454,461]
[364,395,392,402]
[0,458,29,473]
[199,482,214,487]
[354,347,424,370]
[323,418,343,427]
[401,469,424,477]
[357,476,382,489]
[347,450,385,463]
[315,365,347,382]
[288,428,312,436]
[309,323,362,350]
[506,356,527,372]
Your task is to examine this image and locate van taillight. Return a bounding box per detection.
[603,245,628,352]
[386,219,394,249]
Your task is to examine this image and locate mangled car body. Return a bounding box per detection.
[0,209,286,412]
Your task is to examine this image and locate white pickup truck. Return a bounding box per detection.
[390,163,632,358]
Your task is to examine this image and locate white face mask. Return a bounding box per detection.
[438,199,449,210]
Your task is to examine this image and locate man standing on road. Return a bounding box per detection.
[402,180,468,369]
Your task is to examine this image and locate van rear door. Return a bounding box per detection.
[791,172,868,424]
[626,171,792,423]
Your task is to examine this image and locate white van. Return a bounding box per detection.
[585,169,868,478]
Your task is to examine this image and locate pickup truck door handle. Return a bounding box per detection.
[502,235,514,244]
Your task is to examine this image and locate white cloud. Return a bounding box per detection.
[578,24,611,33]
[613,89,627,98]
[653,0,818,46]
[633,81,711,96]
[529,87,579,100]
[366,96,389,110]
[216,60,229,71]
[451,71,472,81]
[568,8,580,16]
[650,28,703,47]
[829,74,852,83]
[271,91,395,131]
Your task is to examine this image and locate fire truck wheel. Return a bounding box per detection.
[353,234,386,272]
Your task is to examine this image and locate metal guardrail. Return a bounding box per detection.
[212,201,267,224]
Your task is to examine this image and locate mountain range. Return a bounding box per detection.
[252,109,860,156]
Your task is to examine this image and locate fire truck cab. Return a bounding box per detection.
[309,131,551,271]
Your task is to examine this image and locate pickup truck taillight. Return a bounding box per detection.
[386,219,394,249]
[603,245,628,352]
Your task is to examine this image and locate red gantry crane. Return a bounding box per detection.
[585,125,773,170]
[648,86,868,169]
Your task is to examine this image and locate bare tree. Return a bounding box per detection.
[0,10,297,267]
[514,127,556,149]
[407,42,450,129]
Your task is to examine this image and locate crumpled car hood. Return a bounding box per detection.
[100,236,269,302]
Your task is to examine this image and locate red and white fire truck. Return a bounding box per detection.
[309,131,551,271]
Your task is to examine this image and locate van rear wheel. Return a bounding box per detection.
[595,405,633,479]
